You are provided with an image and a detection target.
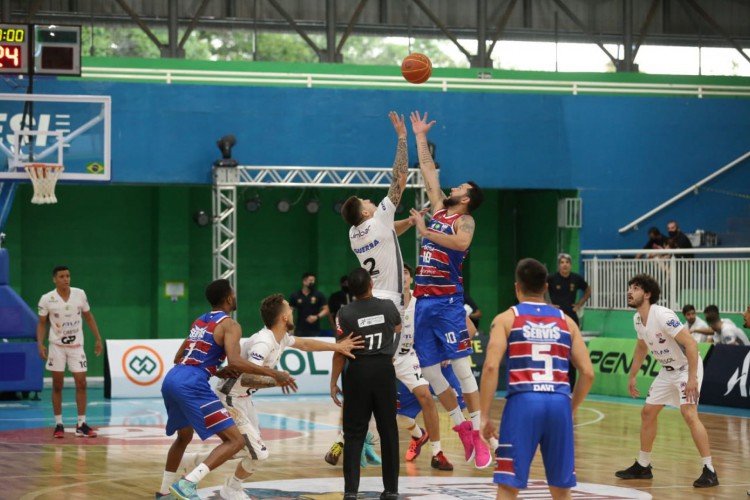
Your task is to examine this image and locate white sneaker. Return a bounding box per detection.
[219,478,249,500]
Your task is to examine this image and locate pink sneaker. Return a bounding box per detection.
[472,430,492,469]
[453,421,475,462]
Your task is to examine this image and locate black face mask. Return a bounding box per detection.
[307,282,317,291]
[341,285,349,293]
[668,230,677,237]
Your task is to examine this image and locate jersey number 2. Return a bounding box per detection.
[363,258,378,276]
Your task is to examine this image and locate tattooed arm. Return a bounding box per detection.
[409,210,475,251]
[387,111,409,207]
[410,111,446,211]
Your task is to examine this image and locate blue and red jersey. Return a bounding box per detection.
[176,310,229,376]
[506,302,571,397]
[414,209,466,298]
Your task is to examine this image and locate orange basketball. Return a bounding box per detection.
[401,53,432,84]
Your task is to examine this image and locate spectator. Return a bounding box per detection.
[681,304,713,343]
[705,310,750,346]
[637,227,667,259]
[463,293,482,330]
[289,272,329,337]
[327,275,354,330]
[744,305,750,329]
[666,220,694,258]
[546,253,591,327]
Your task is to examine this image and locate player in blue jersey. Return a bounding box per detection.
[407,110,491,468]
[480,258,594,500]
[158,279,296,500]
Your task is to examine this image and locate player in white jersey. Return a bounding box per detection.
[181,293,362,500]
[705,309,750,345]
[36,266,102,439]
[681,304,713,343]
[615,274,718,489]
[340,111,413,311]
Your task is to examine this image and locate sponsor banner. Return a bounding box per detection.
[106,338,336,398]
[587,338,711,399]
[701,345,750,409]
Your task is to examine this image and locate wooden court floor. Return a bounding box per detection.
[2,386,748,499]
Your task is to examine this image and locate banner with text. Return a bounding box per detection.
[587,338,711,399]
[700,345,750,409]
[105,338,336,398]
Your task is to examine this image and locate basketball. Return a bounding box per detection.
[401,53,432,84]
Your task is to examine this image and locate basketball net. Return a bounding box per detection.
[24,164,64,204]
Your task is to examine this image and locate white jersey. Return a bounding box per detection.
[38,287,90,347]
[688,316,711,342]
[396,295,416,357]
[217,327,296,398]
[349,196,403,305]
[717,322,750,346]
[634,305,689,370]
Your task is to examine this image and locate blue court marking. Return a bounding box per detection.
[0,388,340,432]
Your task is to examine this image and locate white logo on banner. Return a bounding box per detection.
[724,350,750,397]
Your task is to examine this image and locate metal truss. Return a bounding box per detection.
[212,165,427,290]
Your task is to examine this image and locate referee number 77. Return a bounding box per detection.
[365,332,382,350]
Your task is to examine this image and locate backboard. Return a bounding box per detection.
[0,93,111,182]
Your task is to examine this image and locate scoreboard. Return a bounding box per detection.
[0,23,81,76]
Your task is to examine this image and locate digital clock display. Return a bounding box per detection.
[0,24,28,74]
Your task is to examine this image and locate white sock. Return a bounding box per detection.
[185,463,211,484]
[227,474,243,489]
[431,441,441,456]
[337,430,345,443]
[410,426,423,439]
[54,415,63,425]
[448,407,465,426]
[637,451,651,467]
[159,471,177,494]
[77,415,86,426]
[701,456,714,472]
[469,411,481,429]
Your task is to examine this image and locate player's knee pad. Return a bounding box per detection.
[420,363,450,394]
[451,357,479,393]
[396,414,416,430]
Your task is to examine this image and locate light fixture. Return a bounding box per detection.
[305,199,320,214]
[277,199,291,213]
[244,195,261,212]
[213,135,238,168]
[193,210,210,227]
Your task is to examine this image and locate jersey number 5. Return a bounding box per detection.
[531,344,554,382]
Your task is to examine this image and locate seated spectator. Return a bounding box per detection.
[705,310,750,346]
[682,304,713,343]
[666,220,694,258]
[637,227,666,259]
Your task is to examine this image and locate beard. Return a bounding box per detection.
[443,195,461,208]
[627,296,643,309]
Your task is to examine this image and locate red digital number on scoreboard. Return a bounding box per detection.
[0,44,20,68]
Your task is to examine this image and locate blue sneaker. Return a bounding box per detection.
[364,432,381,466]
[169,476,200,500]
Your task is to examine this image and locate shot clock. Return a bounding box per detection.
[0,23,81,76]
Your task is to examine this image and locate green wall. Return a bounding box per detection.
[6,184,569,376]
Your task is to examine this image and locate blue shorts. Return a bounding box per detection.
[397,363,466,418]
[162,364,235,440]
[414,295,472,368]
[493,392,575,489]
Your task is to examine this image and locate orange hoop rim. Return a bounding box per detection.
[23,163,64,170]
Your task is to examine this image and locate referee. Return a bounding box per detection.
[331,267,401,500]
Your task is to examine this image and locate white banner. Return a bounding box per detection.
[106,337,336,399]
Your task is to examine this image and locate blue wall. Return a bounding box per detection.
[19,79,750,250]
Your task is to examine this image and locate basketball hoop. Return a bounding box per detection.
[24,164,64,204]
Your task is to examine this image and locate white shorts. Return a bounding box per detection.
[373,289,405,316]
[215,391,269,460]
[645,359,704,407]
[393,349,429,393]
[45,344,87,373]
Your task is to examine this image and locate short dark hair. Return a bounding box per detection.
[703,304,719,315]
[205,279,233,307]
[403,263,414,277]
[52,265,69,276]
[515,258,547,295]
[704,310,720,325]
[302,272,316,280]
[341,196,364,226]
[348,267,371,296]
[627,274,660,304]
[682,304,696,315]
[260,293,286,328]
[339,275,349,285]
[466,181,484,213]
[648,226,660,237]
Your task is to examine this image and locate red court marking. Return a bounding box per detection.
[0,425,303,446]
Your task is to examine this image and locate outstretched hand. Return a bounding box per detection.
[410,111,436,136]
[338,333,365,359]
[409,208,428,235]
[389,111,407,138]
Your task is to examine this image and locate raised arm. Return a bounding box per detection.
[387,111,409,207]
[410,111,445,211]
[409,209,475,252]
[294,333,364,359]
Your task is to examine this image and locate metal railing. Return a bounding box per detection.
[582,248,750,313]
